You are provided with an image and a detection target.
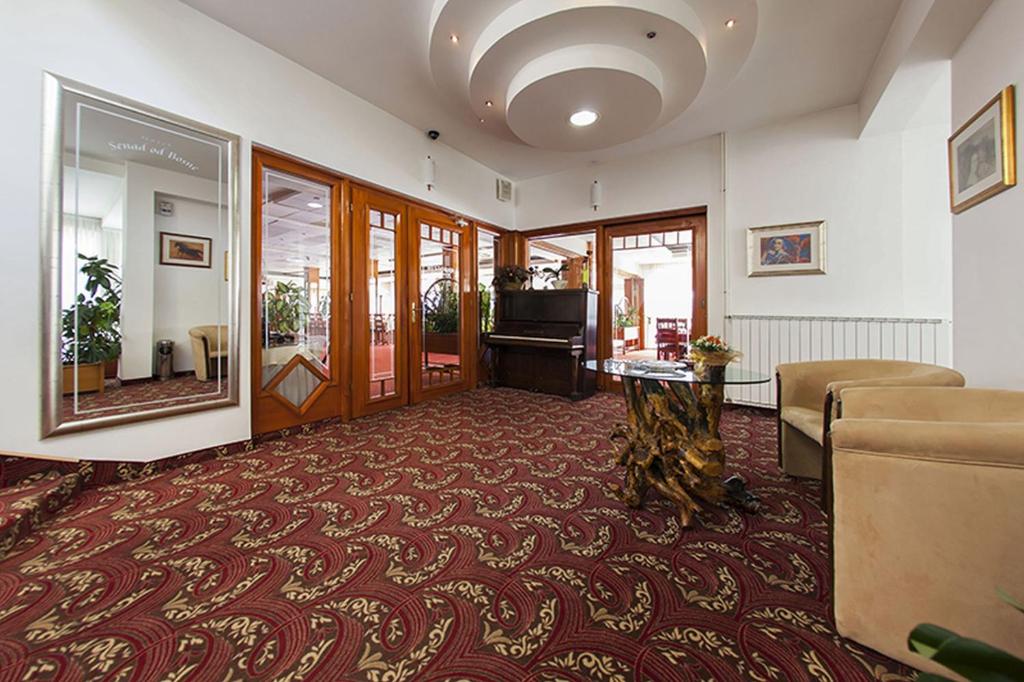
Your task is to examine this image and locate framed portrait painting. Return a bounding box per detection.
[747,221,826,277]
[159,232,212,268]
[948,85,1016,214]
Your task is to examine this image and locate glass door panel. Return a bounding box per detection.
[252,151,345,435]
[352,188,407,417]
[418,222,462,389]
[260,170,332,410]
[369,210,399,399]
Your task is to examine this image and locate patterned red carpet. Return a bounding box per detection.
[62,374,227,421]
[0,389,913,681]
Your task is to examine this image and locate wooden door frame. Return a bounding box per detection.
[597,213,708,391]
[351,186,410,417]
[251,149,351,434]
[409,205,477,403]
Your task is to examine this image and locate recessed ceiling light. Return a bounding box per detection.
[725,18,736,28]
[485,100,493,108]
[307,201,323,209]
[449,33,459,44]
[479,118,485,123]
[569,109,599,127]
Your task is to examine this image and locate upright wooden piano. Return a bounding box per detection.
[483,289,598,400]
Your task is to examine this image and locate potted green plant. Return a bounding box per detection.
[265,280,309,346]
[423,278,460,355]
[61,254,121,394]
[908,589,1024,681]
[492,265,532,291]
[541,262,570,289]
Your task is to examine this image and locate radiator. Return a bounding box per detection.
[723,315,953,408]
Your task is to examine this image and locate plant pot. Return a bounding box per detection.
[424,332,459,356]
[552,279,568,290]
[62,362,105,395]
[501,281,524,291]
[104,358,119,379]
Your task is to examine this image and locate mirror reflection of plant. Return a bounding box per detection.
[424,278,459,334]
[61,254,122,365]
[265,280,309,339]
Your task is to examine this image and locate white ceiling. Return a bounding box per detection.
[182,0,902,181]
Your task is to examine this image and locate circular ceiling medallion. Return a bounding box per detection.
[428,0,758,152]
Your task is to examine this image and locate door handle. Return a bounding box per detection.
[411,302,418,324]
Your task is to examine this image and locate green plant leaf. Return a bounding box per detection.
[997,588,1024,615]
[909,623,1024,682]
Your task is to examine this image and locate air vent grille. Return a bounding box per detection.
[496,178,513,202]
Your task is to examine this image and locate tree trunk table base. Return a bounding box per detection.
[609,375,759,528]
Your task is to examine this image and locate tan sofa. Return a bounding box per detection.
[189,325,229,381]
[830,386,1024,675]
[775,360,965,480]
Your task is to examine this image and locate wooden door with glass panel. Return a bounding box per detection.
[410,208,474,403]
[351,188,408,417]
[252,154,345,433]
[599,216,708,391]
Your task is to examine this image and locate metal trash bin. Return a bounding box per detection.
[156,340,174,381]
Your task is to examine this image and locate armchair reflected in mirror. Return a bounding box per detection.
[42,74,240,436]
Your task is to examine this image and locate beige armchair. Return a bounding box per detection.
[775,360,964,479]
[189,325,229,381]
[830,386,1024,675]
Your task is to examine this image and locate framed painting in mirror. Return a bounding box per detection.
[40,73,240,437]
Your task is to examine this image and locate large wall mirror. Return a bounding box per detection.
[41,74,240,437]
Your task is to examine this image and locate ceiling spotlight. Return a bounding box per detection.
[307,200,323,209]
[646,31,657,39]
[479,118,485,123]
[485,100,493,108]
[449,33,459,44]
[725,18,736,28]
[569,109,599,127]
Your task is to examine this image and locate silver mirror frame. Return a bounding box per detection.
[40,73,241,438]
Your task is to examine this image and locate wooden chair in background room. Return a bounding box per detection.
[656,318,681,360]
[676,318,690,356]
[372,314,388,346]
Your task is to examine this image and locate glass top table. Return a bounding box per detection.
[588,357,768,528]
[586,359,770,385]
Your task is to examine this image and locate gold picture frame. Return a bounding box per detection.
[747,221,827,277]
[948,85,1016,214]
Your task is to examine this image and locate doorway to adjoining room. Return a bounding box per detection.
[611,228,694,362]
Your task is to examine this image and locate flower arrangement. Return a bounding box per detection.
[689,335,741,372]
[492,265,532,290]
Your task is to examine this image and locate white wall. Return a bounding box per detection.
[121,162,223,380]
[0,0,511,461]
[153,195,226,373]
[950,0,1024,389]
[515,135,727,334]
[515,101,954,334]
[726,103,952,319]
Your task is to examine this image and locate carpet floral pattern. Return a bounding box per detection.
[61,375,227,422]
[0,389,913,681]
